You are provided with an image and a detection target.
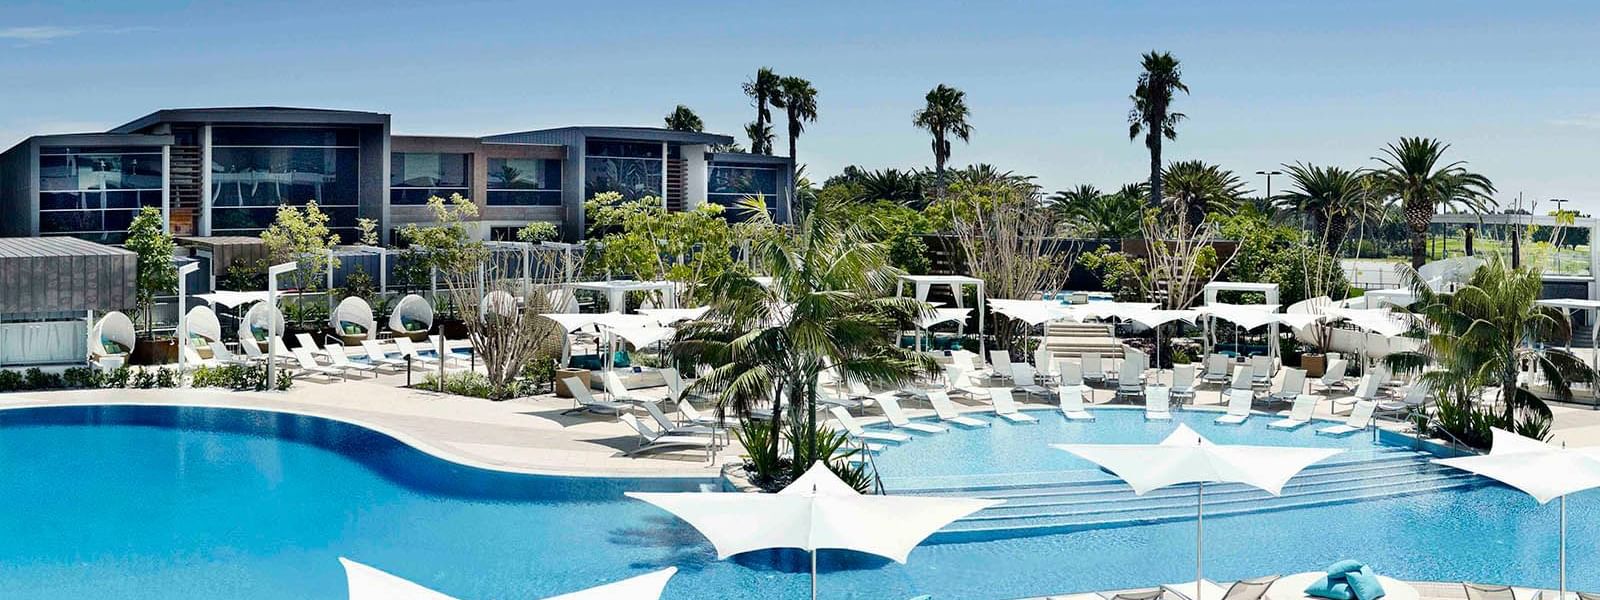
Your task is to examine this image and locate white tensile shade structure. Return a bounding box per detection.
[568,280,678,313]
[627,461,1000,599]
[194,290,271,309]
[89,311,136,363]
[913,308,972,351]
[338,557,678,600]
[389,294,434,340]
[1434,428,1600,600]
[988,299,1071,365]
[331,296,378,342]
[637,306,711,326]
[1121,309,1200,383]
[897,275,986,356]
[1054,425,1342,600]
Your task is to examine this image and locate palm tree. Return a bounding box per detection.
[663,105,704,132]
[741,67,782,155]
[1274,162,1376,254]
[1050,184,1146,239]
[1369,137,1496,267]
[673,191,938,485]
[771,76,818,162]
[853,168,928,208]
[949,164,1040,199]
[1127,51,1189,208]
[912,84,973,201]
[1161,160,1243,228]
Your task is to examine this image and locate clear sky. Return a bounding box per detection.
[3,0,1597,212]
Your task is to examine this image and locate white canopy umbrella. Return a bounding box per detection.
[989,300,1074,367]
[1434,429,1600,600]
[1122,309,1200,382]
[1068,301,1161,322]
[913,308,972,352]
[637,306,711,325]
[1054,425,1342,600]
[195,290,270,308]
[339,557,677,600]
[607,325,676,349]
[627,461,1000,599]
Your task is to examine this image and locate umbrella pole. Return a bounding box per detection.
[1196,481,1205,600]
[1561,494,1567,600]
[811,549,818,600]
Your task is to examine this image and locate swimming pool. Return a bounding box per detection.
[0,403,1595,599]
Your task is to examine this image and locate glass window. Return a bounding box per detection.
[487,158,562,206]
[36,146,163,242]
[209,127,363,237]
[212,127,359,147]
[707,164,781,222]
[584,140,662,159]
[390,153,469,205]
[585,157,662,202]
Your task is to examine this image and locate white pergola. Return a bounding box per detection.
[896,275,986,356]
[1201,281,1281,366]
[1537,298,1600,375]
[567,280,678,314]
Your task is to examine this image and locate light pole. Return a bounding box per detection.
[175,262,200,373]
[266,261,297,390]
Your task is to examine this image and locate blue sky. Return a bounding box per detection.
[3,0,1598,212]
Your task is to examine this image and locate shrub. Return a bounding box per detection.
[419,371,523,399]
[191,363,288,391]
[106,367,132,389]
[62,367,97,388]
[132,369,156,389]
[0,370,21,392]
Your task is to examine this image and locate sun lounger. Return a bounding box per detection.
[209,341,252,366]
[1058,384,1094,421]
[988,388,1039,423]
[1249,354,1273,389]
[942,365,992,400]
[291,346,347,381]
[1163,576,1279,600]
[427,335,471,366]
[1312,359,1351,393]
[1377,381,1432,418]
[1081,352,1107,386]
[393,337,444,367]
[1033,347,1057,382]
[828,406,912,443]
[294,333,328,357]
[927,390,989,427]
[1169,364,1197,403]
[1462,582,1543,600]
[1268,394,1318,429]
[1200,354,1230,385]
[325,344,379,376]
[619,413,715,461]
[561,377,629,416]
[1318,399,1376,435]
[1214,388,1253,425]
[1331,373,1381,414]
[1269,368,1307,404]
[1115,357,1144,401]
[1145,386,1172,420]
[182,345,217,368]
[641,400,724,443]
[1101,589,1165,600]
[877,395,947,433]
[602,370,649,404]
[675,396,720,427]
[358,339,411,369]
[986,349,1014,382]
[1010,363,1051,399]
[1057,359,1087,392]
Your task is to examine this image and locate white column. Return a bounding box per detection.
[160,146,172,234]
[199,125,213,236]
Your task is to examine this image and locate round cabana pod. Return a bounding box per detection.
[90,311,137,365]
[331,296,377,346]
[480,290,519,322]
[238,301,286,352]
[388,294,433,342]
[184,305,223,357]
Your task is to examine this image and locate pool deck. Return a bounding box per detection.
[1026,579,1483,600]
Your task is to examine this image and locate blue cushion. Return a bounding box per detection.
[1326,560,1366,578]
[1304,576,1352,600]
[1347,568,1386,600]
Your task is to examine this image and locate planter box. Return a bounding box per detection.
[554,368,590,398]
[1302,353,1327,377]
[130,338,178,365]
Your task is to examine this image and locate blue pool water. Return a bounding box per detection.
[0,404,1594,599]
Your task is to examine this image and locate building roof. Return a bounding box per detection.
[484,126,735,146]
[110,106,390,134]
[0,236,135,259]
[2,132,175,157]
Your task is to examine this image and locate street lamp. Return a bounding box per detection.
[266,261,297,390]
[1255,170,1283,202]
[175,262,200,373]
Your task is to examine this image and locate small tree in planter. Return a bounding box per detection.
[260,201,341,332]
[124,207,178,362]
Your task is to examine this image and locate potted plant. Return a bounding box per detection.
[125,207,180,365]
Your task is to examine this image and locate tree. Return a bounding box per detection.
[824,166,927,208]
[584,192,740,303]
[663,105,704,132]
[912,84,973,202]
[673,192,936,491]
[1369,137,1496,267]
[259,201,341,328]
[123,207,177,338]
[943,180,1070,354]
[1128,51,1189,208]
[770,76,817,163]
[741,67,781,155]
[1273,163,1375,254]
[1049,184,1147,239]
[1161,160,1244,230]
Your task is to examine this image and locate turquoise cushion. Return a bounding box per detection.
[1326,560,1366,578]
[401,317,427,332]
[100,338,128,355]
[340,321,367,336]
[1304,576,1353,600]
[1347,568,1386,600]
[612,350,630,368]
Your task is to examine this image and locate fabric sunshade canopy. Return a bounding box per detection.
[1322,307,1412,337]
[1195,302,1285,331]
[339,558,677,600]
[988,299,1071,326]
[917,308,972,329]
[636,306,711,325]
[196,290,270,308]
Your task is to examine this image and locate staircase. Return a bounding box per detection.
[167,144,204,235]
[887,447,1484,542]
[1042,323,1125,360]
[664,158,686,211]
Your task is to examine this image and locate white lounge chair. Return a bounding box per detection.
[1115,357,1144,401]
[1377,381,1432,418]
[562,377,628,416]
[1214,388,1252,425]
[325,344,379,376]
[241,337,291,366]
[1269,368,1307,404]
[676,396,720,427]
[1033,347,1057,382]
[641,400,724,443]
[1169,364,1197,403]
[1229,365,1254,394]
[269,335,297,361]
[291,346,347,381]
[1081,352,1107,386]
[927,390,989,428]
[603,370,648,404]
[1249,354,1273,389]
[1200,354,1230,385]
[294,332,329,357]
[1312,359,1351,394]
[1332,373,1381,415]
[618,413,716,460]
[208,341,251,366]
[986,350,1014,382]
[358,339,411,369]
[1268,394,1318,429]
[988,389,1039,423]
[1010,363,1051,399]
[1145,386,1173,420]
[877,395,947,433]
[1058,385,1094,421]
[828,406,911,443]
[1318,400,1376,435]
[427,334,471,367]
[942,365,992,399]
[1057,359,1087,393]
[182,345,217,369]
[393,337,443,367]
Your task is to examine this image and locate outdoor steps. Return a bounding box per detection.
[890,447,1487,541]
[1047,323,1114,337]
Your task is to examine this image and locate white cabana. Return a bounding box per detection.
[480,290,519,320]
[912,307,972,352]
[89,311,136,362]
[1201,282,1282,363]
[567,280,677,314]
[1435,429,1600,600]
[184,305,223,347]
[238,301,285,343]
[898,275,987,357]
[331,296,377,343]
[195,290,270,309]
[637,306,711,325]
[627,461,998,599]
[339,557,677,600]
[1055,425,1342,600]
[389,294,434,341]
